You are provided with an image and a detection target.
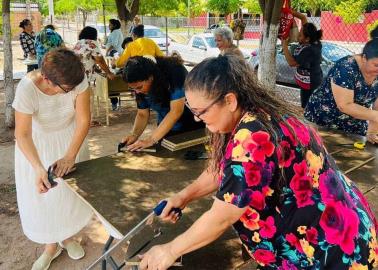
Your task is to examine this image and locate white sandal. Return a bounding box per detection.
[59,241,85,260]
[31,246,63,270]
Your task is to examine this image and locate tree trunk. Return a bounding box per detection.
[115,0,139,36]
[2,0,15,128]
[258,0,283,90]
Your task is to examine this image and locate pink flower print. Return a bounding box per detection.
[245,131,275,163]
[280,122,296,146]
[319,200,359,255]
[249,190,266,210]
[319,169,353,207]
[240,207,260,231]
[224,139,234,159]
[252,249,276,266]
[277,140,296,168]
[258,216,277,238]
[286,233,304,253]
[287,117,311,146]
[290,161,314,208]
[306,227,318,245]
[243,162,262,187]
[278,259,298,270]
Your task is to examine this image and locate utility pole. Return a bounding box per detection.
[187,0,190,38]
[48,0,54,24]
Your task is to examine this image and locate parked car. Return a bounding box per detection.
[248,42,353,86]
[169,33,250,65]
[144,25,171,52]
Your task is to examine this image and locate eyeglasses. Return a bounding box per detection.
[42,73,74,93]
[185,95,224,120]
[55,81,75,93]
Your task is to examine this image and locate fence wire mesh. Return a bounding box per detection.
[51,10,377,105]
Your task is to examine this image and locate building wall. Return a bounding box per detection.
[321,10,378,42]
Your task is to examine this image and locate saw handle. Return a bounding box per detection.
[154,200,182,218]
[118,142,127,153]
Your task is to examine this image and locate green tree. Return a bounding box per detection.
[2,0,15,128]
[115,0,140,35]
[257,0,283,89]
[139,0,180,16]
[55,0,103,26]
[207,0,243,16]
[334,0,364,24]
[243,0,262,14]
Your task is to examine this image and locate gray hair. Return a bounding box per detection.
[213,27,233,42]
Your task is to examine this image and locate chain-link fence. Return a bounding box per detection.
[51,10,377,105]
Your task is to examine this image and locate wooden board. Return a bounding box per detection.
[64,146,244,269]
[161,129,209,151]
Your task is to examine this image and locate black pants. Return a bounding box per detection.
[300,87,315,109]
[27,64,39,73]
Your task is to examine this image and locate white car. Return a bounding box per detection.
[144,25,171,52]
[169,33,250,65]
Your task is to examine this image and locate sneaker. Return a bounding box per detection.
[59,241,85,260]
[31,246,62,270]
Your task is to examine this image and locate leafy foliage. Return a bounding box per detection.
[243,0,261,14]
[206,0,243,16]
[334,0,364,24]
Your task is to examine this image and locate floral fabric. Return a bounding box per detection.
[35,28,63,67]
[73,39,102,82]
[304,56,378,136]
[216,112,378,269]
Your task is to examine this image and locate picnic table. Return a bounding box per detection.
[64,129,378,270]
[64,146,244,270]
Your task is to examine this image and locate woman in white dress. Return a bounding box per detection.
[13,48,93,270]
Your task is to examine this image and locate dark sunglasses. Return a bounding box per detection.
[185,95,224,120]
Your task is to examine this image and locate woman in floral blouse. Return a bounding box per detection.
[138,55,378,270]
[305,38,378,143]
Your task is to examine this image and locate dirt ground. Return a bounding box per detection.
[0,83,162,270]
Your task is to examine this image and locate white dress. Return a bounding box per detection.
[12,76,93,244]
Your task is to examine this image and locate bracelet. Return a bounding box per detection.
[130,132,139,138]
[366,131,378,135]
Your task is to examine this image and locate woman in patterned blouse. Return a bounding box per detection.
[19,19,38,72]
[138,55,378,270]
[305,38,378,143]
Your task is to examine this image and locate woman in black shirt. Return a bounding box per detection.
[19,19,38,72]
[282,11,323,108]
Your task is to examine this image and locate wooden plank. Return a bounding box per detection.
[161,129,209,151]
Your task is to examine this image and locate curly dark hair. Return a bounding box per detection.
[123,56,186,107]
[78,26,98,41]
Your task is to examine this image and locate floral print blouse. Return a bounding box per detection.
[304,56,378,136]
[73,39,102,82]
[216,112,378,269]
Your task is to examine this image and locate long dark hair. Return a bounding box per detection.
[302,23,322,44]
[185,55,302,177]
[123,56,186,107]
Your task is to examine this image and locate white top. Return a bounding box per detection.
[105,29,124,54]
